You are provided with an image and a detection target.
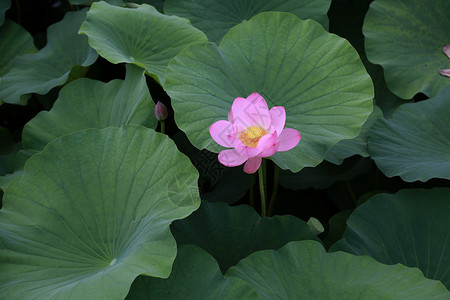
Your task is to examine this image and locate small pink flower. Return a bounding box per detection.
[209,92,301,174]
[439,69,450,77]
[443,45,450,59]
[439,45,450,77]
[154,101,168,121]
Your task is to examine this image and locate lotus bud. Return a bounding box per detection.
[307,217,324,236]
[154,101,168,121]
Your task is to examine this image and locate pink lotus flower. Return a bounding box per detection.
[209,92,301,174]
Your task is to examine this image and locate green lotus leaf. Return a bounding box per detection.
[325,103,383,164]
[0,128,30,189]
[164,0,331,43]
[22,64,157,152]
[0,20,36,105]
[0,148,30,190]
[0,9,97,104]
[227,240,450,299]
[0,64,155,191]
[165,12,373,172]
[322,210,352,249]
[0,126,200,299]
[368,87,450,182]
[172,201,320,272]
[0,0,10,25]
[363,0,450,99]
[0,20,37,78]
[0,131,24,188]
[73,0,161,6]
[136,0,164,11]
[368,62,410,116]
[328,0,407,116]
[330,188,450,289]
[0,170,21,190]
[69,0,123,4]
[79,1,207,85]
[126,245,259,299]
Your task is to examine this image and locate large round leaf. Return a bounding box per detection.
[22,64,157,153]
[227,240,450,299]
[363,0,450,99]
[172,201,319,272]
[0,9,97,104]
[126,245,259,299]
[165,12,373,172]
[322,209,352,249]
[0,148,30,190]
[330,188,450,289]
[79,1,207,85]
[368,87,450,182]
[0,20,37,77]
[0,64,156,191]
[0,126,200,300]
[164,0,331,43]
[70,0,123,4]
[136,0,165,11]
[325,103,383,164]
[327,0,408,116]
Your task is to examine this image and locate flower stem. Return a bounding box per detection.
[258,159,267,217]
[160,120,165,135]
[249,173,255,208]
[268,164,279,216]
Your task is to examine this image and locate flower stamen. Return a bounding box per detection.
[239,126,267,148]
